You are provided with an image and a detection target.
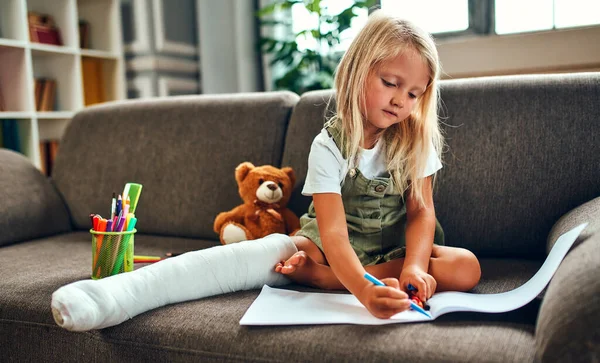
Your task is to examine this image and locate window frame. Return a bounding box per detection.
[375,0,494,39]
[378,0,600,38]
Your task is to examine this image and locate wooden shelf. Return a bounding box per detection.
[0,0,124,171]
[80,48,120,59]
[36,111,75,119]
[30,43,78,56]
[0,112,35,119]
[0,38,27,48]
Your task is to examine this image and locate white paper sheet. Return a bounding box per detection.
[240,223,588,326]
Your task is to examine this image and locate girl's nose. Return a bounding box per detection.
[392,95,404,108]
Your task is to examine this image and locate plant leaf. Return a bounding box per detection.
[256,0,303,17]
[335,7,358,34]
[258,19,293,27]
[305,0,322,15]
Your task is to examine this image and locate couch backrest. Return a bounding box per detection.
[282,73,600,259]
[281,90,335,216]
[53,91,299,240]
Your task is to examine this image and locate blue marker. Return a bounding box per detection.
[364,272,431,318]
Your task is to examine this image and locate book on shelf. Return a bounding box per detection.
[0,85,5,111]
[35,79,57,111]
[79,20,91,49]
[82,58,106,106]
[28,12,63,46]
[39,140,59,176]
[1,119,21,153]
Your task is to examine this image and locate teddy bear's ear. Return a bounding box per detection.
[282,167,296,186]
[235,162,255,183]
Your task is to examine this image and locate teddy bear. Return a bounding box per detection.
[213,162,301,245]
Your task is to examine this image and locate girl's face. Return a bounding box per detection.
[362,48,430,144]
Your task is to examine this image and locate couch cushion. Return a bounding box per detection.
[1,233,541,362]
[52,91,299,240]
[0,149,71,247]
[282,73,600,259]
[435,72,600,259]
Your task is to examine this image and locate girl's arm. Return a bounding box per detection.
[313,193,409,318]
[313,193,364,291]
[401,176,437,301]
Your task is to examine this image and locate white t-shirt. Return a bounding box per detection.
[302,128,443,196]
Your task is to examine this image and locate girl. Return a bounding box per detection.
[51,10,480,332]
[274,10,481,319]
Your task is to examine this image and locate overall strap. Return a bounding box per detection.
[324,120,348,159]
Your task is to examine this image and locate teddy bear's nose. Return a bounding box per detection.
[267,183,278,191]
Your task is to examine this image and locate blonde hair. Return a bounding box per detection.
[331,10,444,208]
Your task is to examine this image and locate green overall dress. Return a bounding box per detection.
[296,122,445,266]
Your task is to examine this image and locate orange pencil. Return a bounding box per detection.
[93,218,108,272]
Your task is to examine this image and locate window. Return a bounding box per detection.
[380,0,469,34]
[379,0,600,37]
[495,0,600,35]
[291,0,473,54]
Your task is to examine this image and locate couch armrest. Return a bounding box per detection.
[0,149,71,247]
[535,197,600,362]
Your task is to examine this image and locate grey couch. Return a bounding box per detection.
[1,73,599,362]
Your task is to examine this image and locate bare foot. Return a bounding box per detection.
[274,251,331,288]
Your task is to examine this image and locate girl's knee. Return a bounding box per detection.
[291,235,315,253]
[454,248,481,291]
[290,236,327,265]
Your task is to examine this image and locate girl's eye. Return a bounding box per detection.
[381,78,395,87]
[409,93,417,99]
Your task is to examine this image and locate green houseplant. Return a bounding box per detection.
[257,0,376,95]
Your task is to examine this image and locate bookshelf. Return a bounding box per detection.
[0,0,125,172]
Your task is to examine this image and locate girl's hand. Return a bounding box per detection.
[399,265,437,302]
[358,278,411,319]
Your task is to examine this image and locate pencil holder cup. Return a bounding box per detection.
[91,228,136,279]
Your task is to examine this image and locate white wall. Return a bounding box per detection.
[196,0,261,93]
[438,26,600,78]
